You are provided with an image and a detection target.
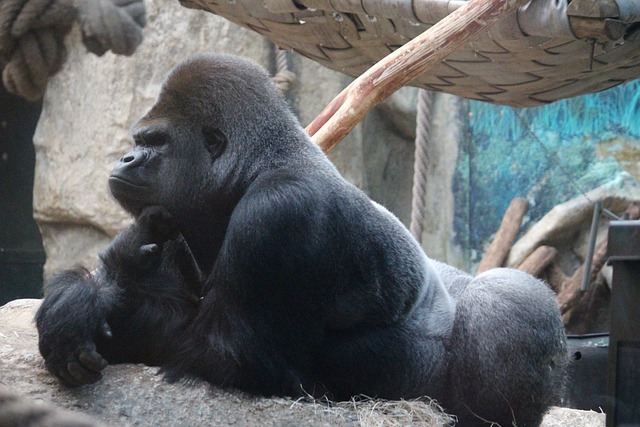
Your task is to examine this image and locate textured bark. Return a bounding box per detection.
[517,245,558,278]
[306,0,528,151]
[476,197,529,274]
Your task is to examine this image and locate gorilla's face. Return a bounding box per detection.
[108,116,228,219]
[108,56,246,220]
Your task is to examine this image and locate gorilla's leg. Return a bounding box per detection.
[320,323,450,401]
[446,268,567,427]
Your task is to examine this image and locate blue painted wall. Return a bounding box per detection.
[453,80,640,264]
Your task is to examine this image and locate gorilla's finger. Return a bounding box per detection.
[140,243,159,255]
[78,350,108,372]
[153,222,179,241]
[56,367,83,387]
[66,361,102,384]
[141,205,169,223]
[100,321,113,339]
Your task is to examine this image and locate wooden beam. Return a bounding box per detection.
[476,197,529,274]
[306,0,528,152]
[517,245,558,278]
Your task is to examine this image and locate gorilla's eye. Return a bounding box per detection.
[202,126,227,159]
[145,133,167,146]
[134,130,167,148]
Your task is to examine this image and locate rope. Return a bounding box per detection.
[0,0,146,101]
[76,0,147,57]
[271,46,295,93]
[409,89,434,244]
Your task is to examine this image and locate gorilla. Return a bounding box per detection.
[36,53,567,426]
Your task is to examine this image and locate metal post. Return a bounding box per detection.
[606,219,640,427]
[582,201,602,292]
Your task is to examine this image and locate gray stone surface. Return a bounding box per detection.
[1,299,606,427]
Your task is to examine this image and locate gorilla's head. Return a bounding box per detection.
[109,54,303,221]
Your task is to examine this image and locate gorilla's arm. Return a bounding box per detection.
[36,268,115,386]
[36,207,201,386]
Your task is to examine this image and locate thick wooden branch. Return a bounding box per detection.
[306,0,528,152]
[476,197,529,274]
[517,245,558,278]
[546,264,569,294]
[556,267,582,313]
[507,182,634,267]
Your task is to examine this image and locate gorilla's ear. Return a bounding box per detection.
[202,126,227,159]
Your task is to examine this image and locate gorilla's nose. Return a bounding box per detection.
[118,150,146,167]
[121,153,135,163]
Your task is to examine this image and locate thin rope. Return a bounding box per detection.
[409,89,434,243]
[271,46,295,94]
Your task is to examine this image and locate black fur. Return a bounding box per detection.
[36,54,567,426]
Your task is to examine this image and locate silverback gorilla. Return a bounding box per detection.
[36,54,567,426]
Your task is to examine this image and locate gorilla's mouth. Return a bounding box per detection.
[108,175,150,209]
[108,175,149,190]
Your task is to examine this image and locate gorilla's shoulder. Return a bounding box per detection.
[239,169,329,217]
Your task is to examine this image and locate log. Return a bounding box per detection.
[546,264,569,294]
[305,0,529,152]
[566,0,620,18]
[507,177,639,268]
[586,228,610,285]
[517,245,558,278]
[622,202,640,221]
[556,264,591,315]
[568,16,627,41]
[476,197,529,274]
[562,279,610,335]
[557,244,605,314]
[557,203,640,315]
[563,204,639,333]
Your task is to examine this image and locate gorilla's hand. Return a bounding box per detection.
[135,205,180,258]
[36,269,113,386]
[100,206,180,278]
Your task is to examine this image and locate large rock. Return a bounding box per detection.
[1,299,605,426]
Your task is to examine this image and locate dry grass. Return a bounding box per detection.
[288,395,457,427]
